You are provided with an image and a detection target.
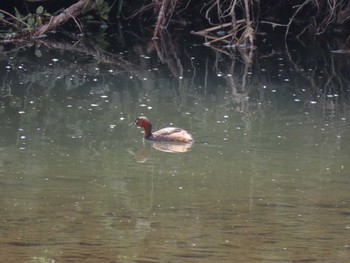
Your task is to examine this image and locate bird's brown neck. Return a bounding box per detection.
[143,123,152,139]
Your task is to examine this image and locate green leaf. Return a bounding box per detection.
[36,6,44,14]
[27,17,35,27]
[14,8,22,19]
[36,16,43,26]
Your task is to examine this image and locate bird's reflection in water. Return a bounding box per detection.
[130,140,193,162]
[151,141,193,153]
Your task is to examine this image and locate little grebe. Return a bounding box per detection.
[132,116,194,143]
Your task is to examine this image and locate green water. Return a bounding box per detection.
[0,41,349,262]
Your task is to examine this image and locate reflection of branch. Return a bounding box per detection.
[285,0,311,40]
[37,38,139,73]
[153,30,183,78]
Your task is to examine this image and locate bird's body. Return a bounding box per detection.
[133,116,193,143]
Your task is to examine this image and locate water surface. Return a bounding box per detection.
[0,35,349,262]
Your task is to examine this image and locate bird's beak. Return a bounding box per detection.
[129,120,136,126]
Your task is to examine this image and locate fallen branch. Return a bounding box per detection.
[33,0,94,37]
[0,0,95,42]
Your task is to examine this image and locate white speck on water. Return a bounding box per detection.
[66,105,72,108]
[120,117,125,121]
[90,104,98,107]
[52,58,59,62]
[284,78,290,82]
[294,98,300,102]
[178,186,183,190]
[20,135,26,139]
[18,111,25,114]
[143,77,147,81]
[109,125,116,129]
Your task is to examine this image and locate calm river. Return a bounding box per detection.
[0,33,349,262]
